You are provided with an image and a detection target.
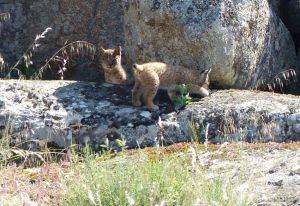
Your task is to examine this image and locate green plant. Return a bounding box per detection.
[172,84,192,110]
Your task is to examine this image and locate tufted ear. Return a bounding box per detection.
[99,46,106,54]
[200,68,211,75]
[114,46,122,56]
[132,63,143,72]
[205,68,211,75]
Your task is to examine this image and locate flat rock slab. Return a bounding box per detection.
[202,145,300,205]
[0,80,299,150]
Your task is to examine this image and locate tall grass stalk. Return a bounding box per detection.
[1,24,96,80]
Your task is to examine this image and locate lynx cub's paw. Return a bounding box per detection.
[132,97,142,107]
[151,105,159,112]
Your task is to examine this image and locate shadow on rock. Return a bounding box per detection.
[52,81,175,150]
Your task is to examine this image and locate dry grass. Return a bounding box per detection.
[0,18,97,80]
[0,12,10,22]
[0,141,299,205]
[0,163,67,205]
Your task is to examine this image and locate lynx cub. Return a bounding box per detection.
[98,46,128,84]
[132,62,211,111]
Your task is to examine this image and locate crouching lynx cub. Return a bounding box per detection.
[132,62,211,111]
[98,46,128,84]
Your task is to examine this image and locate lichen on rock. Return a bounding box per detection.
[0,80,299,151]
[123,0,298,89]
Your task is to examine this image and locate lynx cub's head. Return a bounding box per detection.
[98,46,128,84]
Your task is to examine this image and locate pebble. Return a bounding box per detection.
[0,100,5,108]
[293,124,300,133]
[140,111,152,119]
[127,123,134,127]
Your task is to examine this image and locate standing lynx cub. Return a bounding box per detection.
[98,46,128,84]
[132,62,211,111]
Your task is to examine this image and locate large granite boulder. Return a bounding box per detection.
[123,0,298,89]
[0,0,124,80]
[0,80,299,151]
[281,0,300,35]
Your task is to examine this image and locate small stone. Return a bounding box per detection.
[268,167,278,174]
[293,124,300,133]
[44,119,53,127]
[13,96,22,103]
[53,105,60,110]
[289,167,300,176]
[140,111,152,119]
[115,107,136,116]
[287,114,298,126]
[27,92,34,99]
[267,180,283,187]
[102,83,114,88]
[0,100,5,108]
[127,123,134,127]
[75,107,82,112]
[42,97,53,107]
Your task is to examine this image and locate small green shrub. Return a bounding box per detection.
[172,84,192,110]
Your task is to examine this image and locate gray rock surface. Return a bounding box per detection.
[282,0,300,35]
[123,0,298,89]
[201,146,300,205]
[1,0,299,91]
[268,0,282,17]
[0,80,299,150]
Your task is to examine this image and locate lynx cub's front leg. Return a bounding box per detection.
[132,80,142,107]
[143,73,160,112]
[143,87,159,111]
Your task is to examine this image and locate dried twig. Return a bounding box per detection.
[266,69,297,92]
[0,12,10,22]
[5,27,53,79]
[34,41,96,80]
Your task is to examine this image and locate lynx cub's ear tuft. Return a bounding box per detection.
[99,46,106,54]
[200,68,211,75]
[114,46,122,56]
[206,68,212,75]
[133,63,138,69]
[133,63,143,72]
